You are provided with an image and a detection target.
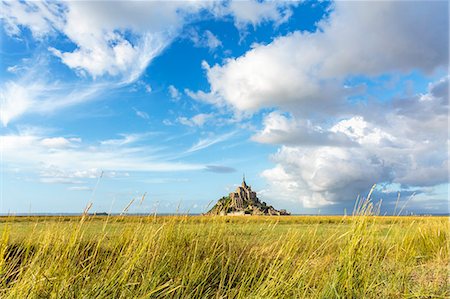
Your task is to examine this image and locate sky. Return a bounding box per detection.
[0,0,448,215]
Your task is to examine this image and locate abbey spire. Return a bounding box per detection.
[242,173,247,188]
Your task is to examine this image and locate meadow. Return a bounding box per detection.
[0,201,448,298]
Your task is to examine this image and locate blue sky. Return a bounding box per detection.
[0,1,448,215]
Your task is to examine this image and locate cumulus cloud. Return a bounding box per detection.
[177,1,449,209]
[0,1,300,125]
[258,78,448,208]
[262,146,392,208]
[185,86,223,107]
[196,1,448,113]
[252,111,356,147]
[227,0,296,29]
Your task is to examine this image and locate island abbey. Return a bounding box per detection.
[229,175,258,209]
[207,176,290,216]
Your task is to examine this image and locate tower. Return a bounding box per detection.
[242,173,247,188]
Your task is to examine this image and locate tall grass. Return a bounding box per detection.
[0,199,448,298]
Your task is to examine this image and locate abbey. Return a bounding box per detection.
[229,176,258,209]
[207,176,290,216]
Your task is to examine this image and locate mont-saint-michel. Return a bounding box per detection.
[207,176,290,216]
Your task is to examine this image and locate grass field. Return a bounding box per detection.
[0,202,448,298]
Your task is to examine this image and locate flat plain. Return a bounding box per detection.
[0,212,448,298]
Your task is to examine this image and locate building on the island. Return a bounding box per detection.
[206,175,290,216]
[229,175,259,208]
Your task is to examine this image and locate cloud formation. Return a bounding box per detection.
[1,1,447,212]
[178,113,214,127]
[198,1,448,113]
[259,78,448,207]
[252,111,356,147]
[186,29,222,51]
[2,1,210,81]
[187,1,449,208]
[1,129,203,188]
[1,0,297,125]
[227,0,296,29]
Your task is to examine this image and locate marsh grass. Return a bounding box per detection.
[0,198,448,298]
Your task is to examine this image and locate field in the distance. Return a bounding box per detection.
[0,212,448,298]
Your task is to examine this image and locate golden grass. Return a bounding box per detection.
[0,202,448,298]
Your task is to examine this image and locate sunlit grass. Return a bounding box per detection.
[0,200,448,298]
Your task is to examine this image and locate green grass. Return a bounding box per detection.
[0,205,448,298]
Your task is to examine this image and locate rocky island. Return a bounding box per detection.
[207,176,290,216]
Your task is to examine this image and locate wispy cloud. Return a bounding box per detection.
[186,131,236,153]
[1,129,204,187]
[177,113,214,127]
[100,132,157,147]
[168,85,181,101]
[0,58,108,126]
[0,1,299,126]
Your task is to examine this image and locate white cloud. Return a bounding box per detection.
[186,29,222,50]
[177,113,214,127]
[262,145,391,208]
[197,1,447,113]
[142,83,152,93]
[0,79,105,127]
[168,85,181,100]
[228,0,296,29]
[330,117,396,146]
[0,81,35,126]
[252,111,355,147]
[2,1,213,81]
[41,137,81,149]
[186,131,236,153]
[176,1,449,209]
[0,2,211,125]
[40,177,84,185]
[2,1,296,82]
[0,1,63,38]
[185,65,224,106]
[99,132,154,147]
[1,130,204,187]
[134,108,150,120]
[162,119,173,126]
[40,166,102,180]
[203,30,222,50]
[6,64,25,74]
[0,1,299,125]
[0,56,106,126]
[48,33,166,83]
[258,78,448,208]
